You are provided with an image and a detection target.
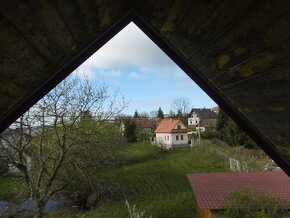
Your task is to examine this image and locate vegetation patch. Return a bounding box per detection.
[76,143,229,218]
[223,187,290,218]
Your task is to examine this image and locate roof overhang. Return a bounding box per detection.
[1,1,290,175]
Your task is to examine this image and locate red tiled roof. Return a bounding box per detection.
[134,118,155,128]
[187,172,290,209]
[154,119,187,133]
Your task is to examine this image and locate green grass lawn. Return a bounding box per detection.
[76,143,230,218]
[1,142,230,218]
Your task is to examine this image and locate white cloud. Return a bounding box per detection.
[128,72,146,80]
[77,22,185,78]
[73,67,95,80]
[95,69,122,77]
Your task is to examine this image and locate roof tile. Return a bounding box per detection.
[154,119,187,133]
[187,172,290,209]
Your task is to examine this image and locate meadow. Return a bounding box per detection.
[0,142,230,217]
[77,143,229,218]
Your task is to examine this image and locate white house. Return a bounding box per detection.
[188,111,200,126]
[154,119,188,149]
[188,108,217,133]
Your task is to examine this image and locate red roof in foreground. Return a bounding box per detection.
[154,119,187,133]
[187,172,290,209]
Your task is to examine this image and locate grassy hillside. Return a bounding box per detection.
[75,143,230,218]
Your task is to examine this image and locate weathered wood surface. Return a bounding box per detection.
[1,0,290,172]
[137,0,290,165]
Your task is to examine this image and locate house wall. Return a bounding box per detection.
[155,132,188,149]
[171,133,188,148]
[173,122,187,130]
[156,133,172,149]
[188,113,200,126]
[188,117,200,126]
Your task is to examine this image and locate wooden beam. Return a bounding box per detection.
[130,11,290,176]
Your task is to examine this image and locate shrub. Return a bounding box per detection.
[223,187,289,218]
[200,129,217,139]
[0,157,8,175]
[216,110,256,148]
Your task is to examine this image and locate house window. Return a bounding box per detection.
[165,135,166,141]
[181,135,183,140]
[167,135,169,140]
[176,135,179,140]
[177,125,181,129]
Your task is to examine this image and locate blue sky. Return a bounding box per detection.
[74,22,216,115]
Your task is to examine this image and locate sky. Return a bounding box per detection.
[73,22,217,115]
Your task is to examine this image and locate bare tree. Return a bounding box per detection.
[139,112,149,118]
[0,75,127,217]
[171,97,191,116]
[150,110,158,118]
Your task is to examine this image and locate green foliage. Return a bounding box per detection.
[176,109,183,118]
[123,119,137,142]
[125,200,152,218]
[0,176,29,202]
[1,76,127,218]
[200,129,217,139]
[157,107,164,118]
[60,120,126,209]
[209,139,271,171]
[135,127,149,143]
[216,110,255,148]
[80,110,94,121]
[44,144,230,217]
[76,143,229,218]
[223,187,289,218]
[133,110,140,118]
[0,157,8,176]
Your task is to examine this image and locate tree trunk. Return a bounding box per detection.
[35,200,45,218]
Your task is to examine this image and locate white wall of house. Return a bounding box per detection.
[156,133,172,149]
[156,132,188,149]
[173,123,187,130]
[188,113,200,126]
[171,133,188,147]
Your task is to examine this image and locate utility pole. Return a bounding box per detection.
[197,121,201,146]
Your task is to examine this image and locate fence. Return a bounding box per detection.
[201,139,263,172]
[229,158,249,172]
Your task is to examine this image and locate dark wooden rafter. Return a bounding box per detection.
[188,0,257,60]
[24,0,64,54]
[129,12,290,176]
[0,4,290,176]
[210,36,290,83]
[0,9,133,133]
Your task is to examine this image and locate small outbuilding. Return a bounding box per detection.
[187,172,290,218]
[154,118,188,149]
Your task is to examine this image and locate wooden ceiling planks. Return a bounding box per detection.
[1,0,290,174]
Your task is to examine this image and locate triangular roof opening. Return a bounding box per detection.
[75,22,217,115]
[0,10,288,175]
